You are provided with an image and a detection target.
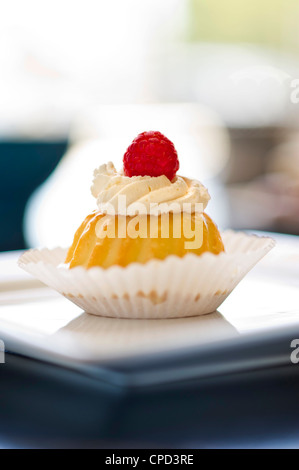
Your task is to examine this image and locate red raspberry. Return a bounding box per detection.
[123,131,179,181]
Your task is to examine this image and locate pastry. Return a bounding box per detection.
[66,131,225,269]
[19,131,275,319]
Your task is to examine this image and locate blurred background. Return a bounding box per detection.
[2,0,299,251]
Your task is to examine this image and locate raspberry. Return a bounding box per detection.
[123,131,179,181]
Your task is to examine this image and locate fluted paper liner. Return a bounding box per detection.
[18,231,275,319]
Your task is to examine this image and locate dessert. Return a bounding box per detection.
[66,131,225,269]
[18,131,275,319]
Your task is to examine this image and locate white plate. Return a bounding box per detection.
[1,231,299,378]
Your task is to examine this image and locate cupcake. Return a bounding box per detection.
[19,131,275,318]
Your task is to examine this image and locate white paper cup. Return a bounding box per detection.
[18,231,275,319]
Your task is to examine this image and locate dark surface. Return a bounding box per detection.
[0,140,68,251]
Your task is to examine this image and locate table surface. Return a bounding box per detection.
[1,231,299,448]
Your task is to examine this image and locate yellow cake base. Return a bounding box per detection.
[66,211,224,269]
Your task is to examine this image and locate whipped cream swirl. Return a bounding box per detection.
[91,162,210,215]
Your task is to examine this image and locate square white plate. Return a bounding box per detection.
[1,232,299,386]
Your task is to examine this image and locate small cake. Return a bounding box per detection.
[19,130,275,318]
[66,131,224,269]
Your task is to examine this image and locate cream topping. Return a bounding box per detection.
[91,162,210,215]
